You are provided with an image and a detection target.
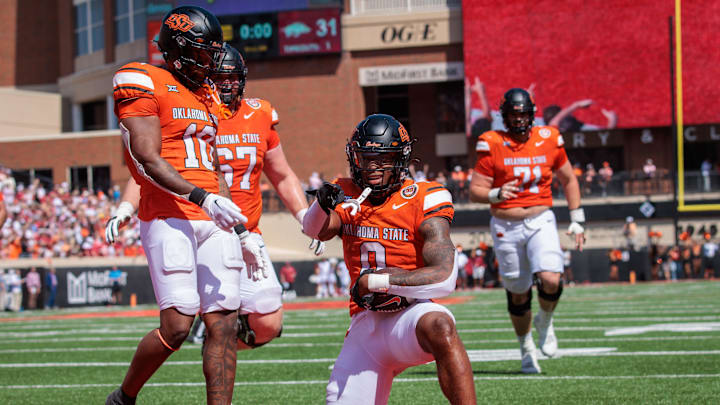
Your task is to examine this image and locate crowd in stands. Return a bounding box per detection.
[613,217,719,282]
[0,168,143,260]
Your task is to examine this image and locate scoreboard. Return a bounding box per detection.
[220,8,341,60]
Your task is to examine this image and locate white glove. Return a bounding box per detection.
[202,193,247,231]
[309,239,326,256]
[296,208,326,256]
[105,202,134,244]
[237,229,270,281]
[567,208,586,251]
[567,221,585,235]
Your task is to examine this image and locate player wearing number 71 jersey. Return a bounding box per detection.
[470,88,586,374]
[304,114,476,404]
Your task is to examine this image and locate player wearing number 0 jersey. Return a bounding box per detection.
[303,114,475,405]
[106,7,245,405]
[332,178,454,317]
[470,88,586,375]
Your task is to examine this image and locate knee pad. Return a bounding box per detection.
[536,278,564,302]
[506,289,532,316]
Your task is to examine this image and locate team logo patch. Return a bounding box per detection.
[245,98,261,109]
[398,124,410,142]
[539,128,552,139]
[164,14,195,32]
[401,184,418,199]
[165,84,178,93]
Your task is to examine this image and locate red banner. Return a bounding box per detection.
[463,0,720,132]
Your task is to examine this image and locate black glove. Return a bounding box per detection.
[350,268,376,310]
[309,182,345,214]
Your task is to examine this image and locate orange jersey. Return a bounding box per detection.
[474,126,568,209]
[216,98,280,233]
[113,62,224,221]
[333,178,454,316]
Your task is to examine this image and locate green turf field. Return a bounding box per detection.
[1,281,719,404]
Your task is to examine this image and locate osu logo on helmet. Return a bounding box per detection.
[165,13,196,32]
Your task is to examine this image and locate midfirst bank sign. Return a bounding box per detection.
[66,270,127,305]
[359,62,464,87]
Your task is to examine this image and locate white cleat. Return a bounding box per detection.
[520,343,541,374]
[534,314,558,358]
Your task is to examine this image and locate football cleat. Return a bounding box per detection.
[534,313,558,358]
[520,343,541,374]
[105,388,135,405]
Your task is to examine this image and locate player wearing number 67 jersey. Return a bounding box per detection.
[470,88,586,375]
[202,44,325,351]
[106,6,245,405]
[304,114,476,405]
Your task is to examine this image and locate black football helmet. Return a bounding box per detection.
[210,44,248,108]
[157,6,224,90]
[500,88,536,135]
[346,114,414,201]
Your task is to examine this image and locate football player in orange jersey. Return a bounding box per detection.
[105,6,248,405]
[107,44,326,353]
[304,114,476,405]
[469,88,586,374]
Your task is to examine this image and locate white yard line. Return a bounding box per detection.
[2,374,720,390]
[2,349,719,368]
[2,335,717,354]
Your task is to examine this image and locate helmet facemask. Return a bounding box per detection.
[169,37,225,90]
[346,142,412,203]
[210,44,248,110]
[500,88,536,138]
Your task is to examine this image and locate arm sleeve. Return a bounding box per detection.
[386,250,458,299]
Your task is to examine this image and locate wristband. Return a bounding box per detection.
[188,187,209,207]
[569,208,586,223]
[116,201,135,218]
[488,188,503,204]
[233,223,249,239]
[295,208,308,225]
[368,273,390,293]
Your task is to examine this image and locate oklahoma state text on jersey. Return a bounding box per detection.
[113,62,224,221]
[333,178,454,316]
[474,126,568,209]
[216,98,280,234]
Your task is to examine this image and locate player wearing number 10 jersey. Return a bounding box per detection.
[470,88,586,374]
[106,6,245,405]
[303,114,476,404]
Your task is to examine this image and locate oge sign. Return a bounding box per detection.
[381,23,436,43]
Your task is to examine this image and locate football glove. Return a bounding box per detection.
[312,182,345,214]
[235,225,269,281]
[202,193,247,231]
[309,239,325,256]
[350,268,412,313]
[105,202,134,244]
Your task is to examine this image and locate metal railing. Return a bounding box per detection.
[350,0,461,15]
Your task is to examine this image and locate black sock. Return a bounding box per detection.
[120,388,136,405]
